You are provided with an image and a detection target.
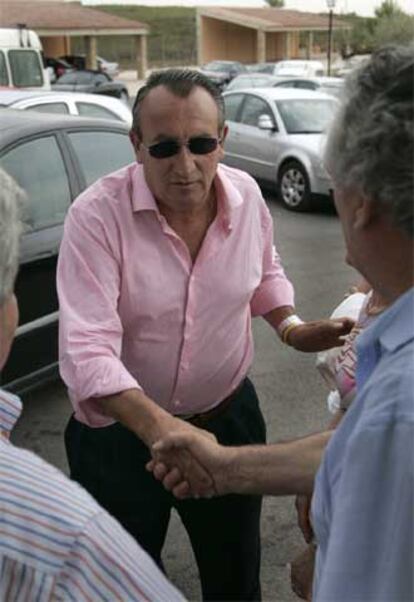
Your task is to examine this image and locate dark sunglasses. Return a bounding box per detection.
[142,136,222,159]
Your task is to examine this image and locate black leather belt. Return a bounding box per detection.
[178,380,244,427]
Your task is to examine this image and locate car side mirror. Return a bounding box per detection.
[258,114,275,130]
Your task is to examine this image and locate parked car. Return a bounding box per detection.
[274,60,326,77]
[52,70,129,103]
[227,74,343,98]
[200,60,248,89]
[246,62,280,74]
[59,54,120,78]
[226,73,285,91]
[44,57,74,83]
[273,76,344,98]
[0,89,132,125]
[0,109,135,392]
[222,88,338,211]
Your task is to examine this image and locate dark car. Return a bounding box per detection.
[200,60,247,90]
[44,57,74,81]
[52,70,129,103]
[0,109,135,392]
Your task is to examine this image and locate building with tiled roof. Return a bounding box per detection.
[0,1,149,77]
[197,7,348,64]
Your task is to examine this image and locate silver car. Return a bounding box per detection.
[0,89,132,125]
[222,88,338,211]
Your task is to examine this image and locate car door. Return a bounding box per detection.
[0,133,77,390]
[224,92,279,180]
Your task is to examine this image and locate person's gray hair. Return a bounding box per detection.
[0,168,23,306]
[325,45,413,237]
[131,68,225,138]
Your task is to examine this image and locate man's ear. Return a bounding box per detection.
[220,124,229,145]
[129,130,143,163]
[354,195,376,230]
[218,125,228,160]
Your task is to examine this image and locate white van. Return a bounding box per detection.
[0,27,50,90]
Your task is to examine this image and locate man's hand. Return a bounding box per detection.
[146,431,230,499]
[288,317,354,352]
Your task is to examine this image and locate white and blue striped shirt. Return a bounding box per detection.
[0,389,186,601]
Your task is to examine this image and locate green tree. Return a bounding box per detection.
[373,12,414,47]
[264,0,284,6]
[374,0,403,19]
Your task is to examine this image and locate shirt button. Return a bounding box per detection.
[174,399,181,407]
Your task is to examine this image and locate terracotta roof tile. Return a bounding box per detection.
[0,2,149,33]
[198,7,347,31]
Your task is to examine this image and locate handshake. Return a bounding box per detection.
[146,427,227,499]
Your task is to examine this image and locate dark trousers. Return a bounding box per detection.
[65,378,266,601]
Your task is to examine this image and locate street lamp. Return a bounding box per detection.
[326,0,336,76]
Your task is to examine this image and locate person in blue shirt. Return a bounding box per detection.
[147,44,414,601]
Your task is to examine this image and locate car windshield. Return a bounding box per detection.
[9,50,44,87]
[276,98,337,134]
[204,62,233,72]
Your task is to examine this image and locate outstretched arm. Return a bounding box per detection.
[148,430,332,499]
[264,306,354,352]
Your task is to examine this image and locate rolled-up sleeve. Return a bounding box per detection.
[57,203,140,427]
[250,203,295,317]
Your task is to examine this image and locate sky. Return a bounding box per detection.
[83,0,414,15]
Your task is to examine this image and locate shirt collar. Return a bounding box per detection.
[129,163,244,227]
[0,388,22,439]
[358,286,414,355]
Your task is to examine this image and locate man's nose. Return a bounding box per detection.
[173,145,196,173]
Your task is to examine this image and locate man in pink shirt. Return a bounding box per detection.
[57,69,352,601]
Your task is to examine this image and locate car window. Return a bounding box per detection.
[26,102,70,115]
[0,136,71,231]
[239,95,274,127]
[93,73,109,84]
[223,94,244,122]
[68,130,134,187]
[76,102,122,121]
[9,50,44,87]
[275,81,297,89]
[294,81,318,90]
[275,99,337,134]
[0,51,8,86]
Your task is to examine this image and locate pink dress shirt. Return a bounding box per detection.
[57,162,294,427]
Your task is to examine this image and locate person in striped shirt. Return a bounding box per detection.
[0,167,185,601]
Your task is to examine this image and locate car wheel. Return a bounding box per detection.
[119,90,129,105]
[277,160,311,211]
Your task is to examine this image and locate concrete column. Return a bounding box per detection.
[284,31,290,58]
[306,31,313,59]
[256,29,266,63]
[196,10,203,65]
[84,35,97,70]
[135,35,147,80]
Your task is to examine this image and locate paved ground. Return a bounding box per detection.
[12,194,355,601]
[119,70,145,99]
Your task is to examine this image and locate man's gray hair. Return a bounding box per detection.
[131,68,225,138]
[0,168,23,305]
[325,45,413,237]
